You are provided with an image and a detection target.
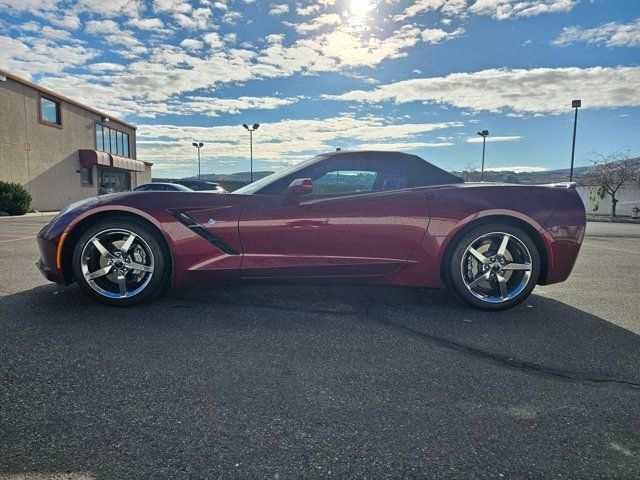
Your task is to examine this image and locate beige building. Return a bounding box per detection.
[0,69,151,212]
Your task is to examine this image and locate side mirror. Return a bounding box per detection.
[283,178,312,205]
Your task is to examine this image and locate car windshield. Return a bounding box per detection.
[232,156,321,195]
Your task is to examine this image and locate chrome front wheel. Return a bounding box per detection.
[72,219,168,306]
[80,228,155,299]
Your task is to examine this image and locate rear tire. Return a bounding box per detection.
[448,222,540,311]
[72,218,169,306]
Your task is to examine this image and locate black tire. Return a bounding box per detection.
[447,222,540,311]
[72,218,169,306]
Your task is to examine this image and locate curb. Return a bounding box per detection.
[587,218,640,224]
[0,211,60,219]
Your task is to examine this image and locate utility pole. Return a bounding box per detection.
[569,100,581,182]
[242,123,260,182]
[477,130,489,182]
[191,142,204,180]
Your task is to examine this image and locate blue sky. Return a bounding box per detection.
[1,0,639,177]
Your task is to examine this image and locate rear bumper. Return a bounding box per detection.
[539,193,586,285]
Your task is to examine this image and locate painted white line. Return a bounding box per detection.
[0,236,35,244]
[583,242,639,255]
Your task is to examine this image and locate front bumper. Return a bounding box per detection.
[36,220,69,284]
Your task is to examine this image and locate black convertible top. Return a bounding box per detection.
[236,150,464,196]
[318,151,464,186]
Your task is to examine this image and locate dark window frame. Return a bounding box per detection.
[94,121,132,158]
[38,93,62,128]
[80,166,93,186]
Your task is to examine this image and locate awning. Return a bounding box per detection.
[79,149,145,172]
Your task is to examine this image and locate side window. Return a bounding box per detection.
[81,167,93,186]
[40,95,62,126]
[312,170,378,196]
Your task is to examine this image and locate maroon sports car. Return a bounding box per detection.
[37,151,586,310]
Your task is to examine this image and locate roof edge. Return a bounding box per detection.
[0,69,137,130]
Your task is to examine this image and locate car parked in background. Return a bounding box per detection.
[133,183,192,192]
[175,180,228,193]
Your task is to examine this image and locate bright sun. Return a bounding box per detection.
[350,0,372,16]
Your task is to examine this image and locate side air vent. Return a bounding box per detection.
[171,211,239,255]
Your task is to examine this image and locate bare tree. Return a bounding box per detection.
[579,151,640,217]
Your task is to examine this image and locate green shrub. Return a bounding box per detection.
[0,181,32,215]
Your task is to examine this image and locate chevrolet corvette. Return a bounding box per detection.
[36,151,586,310]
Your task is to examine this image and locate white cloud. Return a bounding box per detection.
[85,19,144,48]
[203,32,224,48]
[421,27,465,44]
[466,135,523,142]
[174,8,213,30]
[294,13,342,33]
[180,39,204,51]
[77,0,142,18]
[553,19,640,48]
[324,66,640,114]
[87,62,127,72]
[135,114,463,175]
[0,34,98,78]
[269,3,289,15]
[394,0,468,21]
[126,17,166,31]
[469,0,578,20]
[356,141,455,150]
[19,21,75,41]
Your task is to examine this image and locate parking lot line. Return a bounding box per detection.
[0,236,35,244]
[583,241,639,255]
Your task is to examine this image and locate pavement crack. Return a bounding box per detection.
[360,290,640,391]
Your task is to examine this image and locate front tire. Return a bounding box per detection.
[448,222,540,311]
[72,218,168,306]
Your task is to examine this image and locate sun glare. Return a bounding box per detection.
[350,0,372,16]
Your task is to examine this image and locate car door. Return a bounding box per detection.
[238,158,430,278]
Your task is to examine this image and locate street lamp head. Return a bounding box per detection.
[192,142,198,147]
[198,142,204,147]
[572,99,582,108]
[477,130,489,137]
[242,124,249,130]
[252,123,260,130]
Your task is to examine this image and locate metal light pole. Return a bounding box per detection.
[242,123,260,182]
[191,142,203,179]
[477,130,489,182]
[569,99,581,182]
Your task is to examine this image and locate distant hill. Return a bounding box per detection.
[183,171,274,182]
[452,166,589,184]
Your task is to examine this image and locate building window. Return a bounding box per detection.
[39,95,62,127]
[123,133,129,157]
[81,167,93,186]
[96,123,131,158]
[96,124,104,151]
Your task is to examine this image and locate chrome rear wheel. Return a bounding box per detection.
[461,232,532,304]
[448,223,540,311]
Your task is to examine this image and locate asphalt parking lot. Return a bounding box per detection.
[1,216,639,479]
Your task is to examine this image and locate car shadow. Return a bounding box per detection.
[2,282,639,386]
[2,283,640,479]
